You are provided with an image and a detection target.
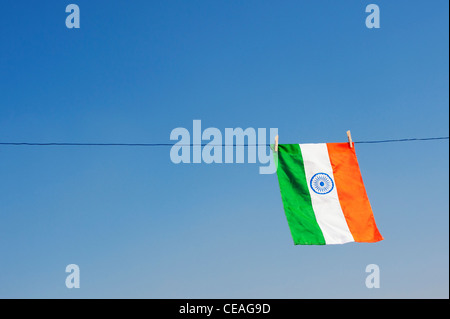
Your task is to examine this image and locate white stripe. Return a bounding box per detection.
[300,143,354,244]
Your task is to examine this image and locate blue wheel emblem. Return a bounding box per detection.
[310,173,334,195]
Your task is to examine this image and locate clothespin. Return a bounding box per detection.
[346,130,353,148]
[274,135,279,152]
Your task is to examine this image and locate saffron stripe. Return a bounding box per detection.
[327,143,383,243]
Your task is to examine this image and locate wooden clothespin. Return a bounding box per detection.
[274,135,279,152]
[346,130,353,148]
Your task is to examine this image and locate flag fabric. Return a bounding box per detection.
[275,143,383,245]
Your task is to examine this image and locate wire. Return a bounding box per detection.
[0,142,175,146]
[0,137,448,147]
[355,137,449,144]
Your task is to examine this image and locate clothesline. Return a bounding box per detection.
[0,136,447,147]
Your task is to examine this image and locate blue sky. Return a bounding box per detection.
[0,1,448,298]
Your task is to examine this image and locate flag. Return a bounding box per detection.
[275,143,383,245]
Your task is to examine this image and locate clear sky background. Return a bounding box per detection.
[0,1,448,298]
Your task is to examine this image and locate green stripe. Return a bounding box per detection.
[275,144,326,245]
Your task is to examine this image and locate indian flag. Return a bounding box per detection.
[275,143,383,245]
